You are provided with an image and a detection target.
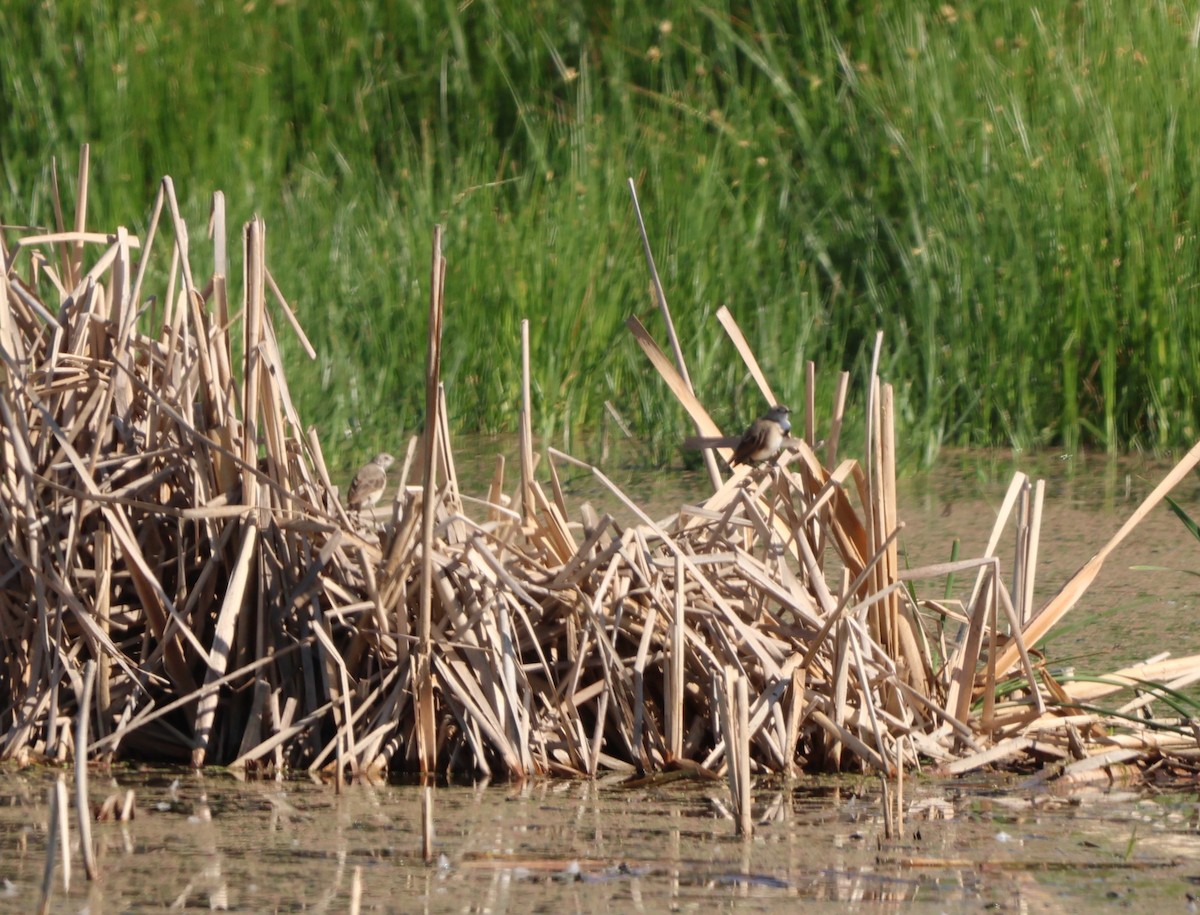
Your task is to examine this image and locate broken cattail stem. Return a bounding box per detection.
[880,773,894,840]
[519,319,534,521]
[75,660,98,881]
[735,675,752,838]
[350,866,363,915]
[667,553,685,760]
[421,783,435,863]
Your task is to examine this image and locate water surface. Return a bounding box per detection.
[6,446,1200,911]
[3,767,1199,912]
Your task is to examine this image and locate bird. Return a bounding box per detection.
[682,405,793,466]
[730,405,791,465]
[346,452,395,510]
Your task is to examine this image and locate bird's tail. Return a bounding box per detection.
[682,436,740,450]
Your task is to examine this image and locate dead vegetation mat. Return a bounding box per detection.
[3,161,1200,788]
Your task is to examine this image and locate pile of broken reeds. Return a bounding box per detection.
[4,153,1200,788]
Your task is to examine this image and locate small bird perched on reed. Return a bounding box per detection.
[347,452,395,510]
[683,405,792,466]
[730,405,791,465]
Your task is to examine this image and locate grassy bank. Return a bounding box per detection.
[3,1,1199,467]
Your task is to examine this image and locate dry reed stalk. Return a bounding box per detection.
[421,784,434,863]
[667,553,686,759]
[350,866,363,915]
[416,226,445,774]
[519,319,534,522]
[626,316,725,443]
[805,361,816,447]
[735,674,752,837]
[713,305,781,407]
[1061,654,1200,702]
[879,773,894,839]
[74,659,97,881]
[943,473,1026,725]
[1020,480,1046,626]
[825,370,849,469]
[629,178,721,491]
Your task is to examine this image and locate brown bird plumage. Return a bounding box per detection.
[347,452,395,510]
[730,405,791,466]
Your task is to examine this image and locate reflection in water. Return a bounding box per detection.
[2,769,1199,911]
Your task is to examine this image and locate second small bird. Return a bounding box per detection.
[730,405,791,465]
[347,452,396,510]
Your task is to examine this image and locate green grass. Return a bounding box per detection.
[3,1,1200,469]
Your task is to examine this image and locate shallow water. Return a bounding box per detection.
[2,768,1200,912]
[896,449,1200,673]
[6,446,1200,912]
